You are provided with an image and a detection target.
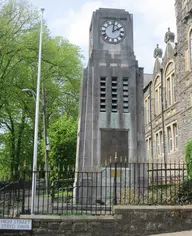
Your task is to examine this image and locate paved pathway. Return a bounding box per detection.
[151,231,192,236]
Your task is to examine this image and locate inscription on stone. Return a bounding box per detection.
[0,219,32,230]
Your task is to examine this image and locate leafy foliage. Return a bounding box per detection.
[177,179,192,204]
[49,115,77,168]
[185,140,192,178]
[0,0,83,179]
[49,114,77,181]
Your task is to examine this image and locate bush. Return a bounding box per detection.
[121,188,140,205]
[121,184,180,205]
[177,179,192,204]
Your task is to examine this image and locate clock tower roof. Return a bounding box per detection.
[97,8,128,12]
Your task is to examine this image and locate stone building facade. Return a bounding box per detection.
[144,0,192,163]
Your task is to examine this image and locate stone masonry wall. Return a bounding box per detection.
[1,206,192,236]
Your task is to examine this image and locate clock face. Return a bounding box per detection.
[101,20,125,44]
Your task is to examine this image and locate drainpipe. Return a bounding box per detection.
[149,82,153,161]
[160,68,167,180]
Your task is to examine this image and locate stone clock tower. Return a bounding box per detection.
[76,8,146,171]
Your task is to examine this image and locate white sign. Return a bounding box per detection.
[0,219,32,231]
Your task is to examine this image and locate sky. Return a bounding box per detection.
[30,0,176,74]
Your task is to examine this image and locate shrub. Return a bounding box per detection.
[121,184,180,205]
[177,179,192,204]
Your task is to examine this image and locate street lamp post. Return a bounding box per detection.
[31,8,44,215]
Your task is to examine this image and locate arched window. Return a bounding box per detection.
[144,95,150,124]
[165,62,175,107]
[154,76,161,115]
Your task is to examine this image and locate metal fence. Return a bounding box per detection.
[0,161,190,217]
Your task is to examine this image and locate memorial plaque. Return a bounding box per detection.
[101,129,128,165]
[0,219,32,230]
[111,169,121,177]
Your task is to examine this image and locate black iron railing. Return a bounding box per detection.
[0,161,190,217]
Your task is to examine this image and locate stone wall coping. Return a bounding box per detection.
[19,205,192,221]
[114,205,192,213]
[20,214,114,221]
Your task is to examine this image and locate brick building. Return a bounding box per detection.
[144,0,192,163]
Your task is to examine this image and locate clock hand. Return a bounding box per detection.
[112,20,115,32]
[113,26,123,32]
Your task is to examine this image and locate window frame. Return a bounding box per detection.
[154,76,161,116]
[172,73,176,103]
[167,126,172,153]
[159,130,163,156]
[190,30,192,69]
[165,62,175,107]
[156,133,160,156]
[146,137,152,160]
[173,123,178,150]
[166,122,178,154]
[155,130,163,157]
[167,77,171,107]
[148,96,150,122]
[144,95,150,124]
[144,98,148,124]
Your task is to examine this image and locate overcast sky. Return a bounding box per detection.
[30,0,176,74]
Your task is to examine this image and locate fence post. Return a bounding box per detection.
[113,154,117,205]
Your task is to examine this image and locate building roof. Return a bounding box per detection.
[144,73,153,89]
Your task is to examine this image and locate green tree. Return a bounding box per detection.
[48,114,77,180]
[0,0,83,179]
[185,140,192,179]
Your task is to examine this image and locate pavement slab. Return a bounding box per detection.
[150,231,192,236]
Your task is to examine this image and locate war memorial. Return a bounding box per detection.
[74,8,146,206]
